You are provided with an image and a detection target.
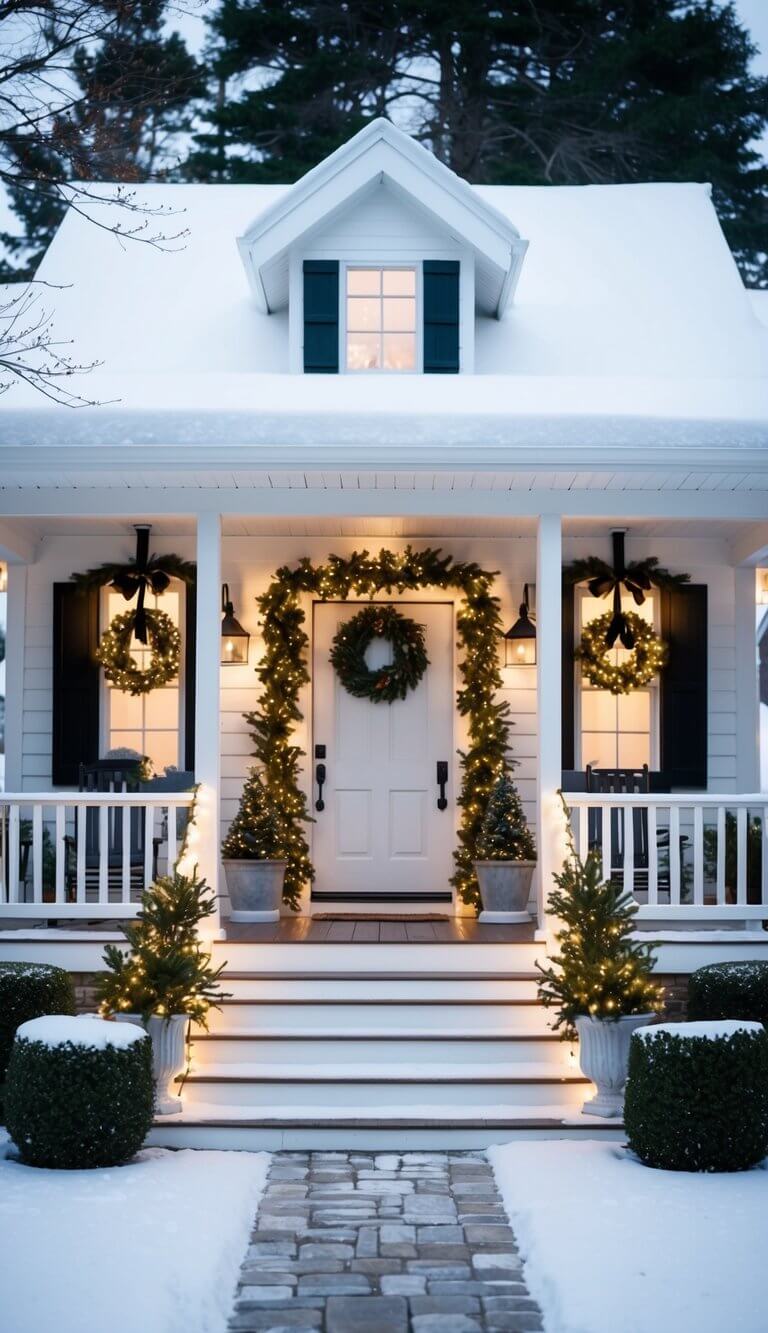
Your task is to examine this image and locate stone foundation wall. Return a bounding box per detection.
[70,972,101,1014]
[657,974,690,1019]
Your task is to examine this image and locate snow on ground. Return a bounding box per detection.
[488,1139,768,1333]
[0,1134,268,1333]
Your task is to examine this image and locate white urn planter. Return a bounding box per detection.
[575,1013,655,1117]
[474,860,535,923]
[223,858,286,922]
[115,1013,189,1115]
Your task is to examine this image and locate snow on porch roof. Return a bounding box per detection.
[236,118,528,317]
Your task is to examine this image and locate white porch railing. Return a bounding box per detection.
[0,792,196,919]
[563,792,768,921]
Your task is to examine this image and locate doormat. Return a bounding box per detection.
[313,913,452,922]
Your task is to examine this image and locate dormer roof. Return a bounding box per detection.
[237,118,528,318]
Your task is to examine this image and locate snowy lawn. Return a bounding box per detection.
[488,1139,768,1333]
[0,1134,268,1333]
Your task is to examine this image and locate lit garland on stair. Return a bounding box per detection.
[227,547,513,912]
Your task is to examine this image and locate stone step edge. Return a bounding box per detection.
[220,970,541,981]
[216,996,543,1006]
[193,1029,562,1042]
[180,1071,589,1085]
[153,1113,616,1130]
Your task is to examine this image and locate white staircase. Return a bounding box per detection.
[148,940,623,1149]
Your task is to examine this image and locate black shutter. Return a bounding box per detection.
[303,260,339,373]
[660,583,708,789]
[561,582,576,773]
[423,260,460,373]
[184,580,196,772]
[52,583,100,786]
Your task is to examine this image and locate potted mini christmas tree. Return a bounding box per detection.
[473,772,536,921]
[221,767,287,922]
[537,828,664,1117]
[98,868,228,1114]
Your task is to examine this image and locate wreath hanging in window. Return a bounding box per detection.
[330,604,429,703]
[71,524,195,697]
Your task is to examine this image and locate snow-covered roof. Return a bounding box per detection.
[0,128,766,463]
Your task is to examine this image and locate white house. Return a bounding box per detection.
[0,119,767,1147]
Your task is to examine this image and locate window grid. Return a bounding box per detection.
[578,591,657,771]
[105,588,182,773]
[345,266,417,372]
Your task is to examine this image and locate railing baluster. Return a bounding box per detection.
[76,804,86,902]
[32,805,43,903]
[736,806,748,907]
[167,803,178,870]
[693,805,704,906]
[716,806,726,906]
[602,804,611,884]
[98,804,109,903]
[122,804,131,903]
[623,804,635,897]
[647,804,658,906]
[8,804,20,904]
[669,805,681,906]
[55,804,66,904]
[144,804,155,890]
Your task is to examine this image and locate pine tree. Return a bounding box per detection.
[537,834,664,1040]
[475,772,535,862]
[97,868,228,1025]
[221,766,286,861]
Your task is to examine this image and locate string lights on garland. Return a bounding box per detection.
[576,610,667,696]
[330,604,428,704]
[229,547,513,912]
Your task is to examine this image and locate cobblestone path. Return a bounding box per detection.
[228,1149,544,1332]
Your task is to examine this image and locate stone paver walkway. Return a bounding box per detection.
[228,1150,543,1332]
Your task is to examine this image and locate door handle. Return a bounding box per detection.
[436,761,448,811]
[315,762,326,811]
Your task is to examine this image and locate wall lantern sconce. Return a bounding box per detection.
[503,584,537,666]
[221,584,250,664]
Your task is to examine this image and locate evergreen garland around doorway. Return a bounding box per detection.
[228,547,513,912]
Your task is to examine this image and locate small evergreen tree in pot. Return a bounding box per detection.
[221,767,289,922]
[537,818,665,1118]
[97,867,228,1114]
[473,772,536,921]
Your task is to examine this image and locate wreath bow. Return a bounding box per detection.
[71,526,196,645]
[566,530,689,651]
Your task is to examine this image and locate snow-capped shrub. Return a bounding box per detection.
[0,962,75,1103]
[688,961,768,1030]
[5,1016,153,1168]
[625,1020,768,1172]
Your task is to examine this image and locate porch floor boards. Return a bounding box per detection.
[222,916,538,944]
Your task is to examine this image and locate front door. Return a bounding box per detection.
[311,601,454,900]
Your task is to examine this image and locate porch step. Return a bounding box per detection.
[179,1061,587,1108]
[192,1031,567,1064]
[204,998,550,1033]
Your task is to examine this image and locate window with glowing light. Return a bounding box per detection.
[577,590,657,770]
[104,587,183,772]
[345,267,417,372]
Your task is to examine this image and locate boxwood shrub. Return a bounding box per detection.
[688,961,768,1030]
[5,1016,154,1168]
[625,1020,768,1172]
[0,962,75,1107]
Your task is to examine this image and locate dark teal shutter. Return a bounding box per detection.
[423,260,460,373]
[52,583,100,786]
[303,260,339,373]
[660,584,708,789]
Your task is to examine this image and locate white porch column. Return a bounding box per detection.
[4,563,27,791]
[190,512,222,934]
[536,514,565,936]
[735,565,759,792]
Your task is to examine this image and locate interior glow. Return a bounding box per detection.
[346,267,416,372]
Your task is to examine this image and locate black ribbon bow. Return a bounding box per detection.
[111,526,170,644]
[592,531,649,650]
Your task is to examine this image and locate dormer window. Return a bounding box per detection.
[345,267,417,372]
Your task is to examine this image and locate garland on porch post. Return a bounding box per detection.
[224,547,513,912]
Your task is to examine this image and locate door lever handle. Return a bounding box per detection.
[315,762,326,812]
[436,761,448,811]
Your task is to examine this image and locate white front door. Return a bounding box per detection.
[311,601,454,900]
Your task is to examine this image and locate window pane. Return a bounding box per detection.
[347,297,380,331]
[110,730,144,755]
[347,268,380,295]
[583,733,618,769]
[383,333,416,370]
[109,691,143,727]
[383,298,415,331]
[581,691,617,731]
[383,269,415,296]
[618,732,651,768]
[617,690,651,732]
[347,333,381,370]
[146,730,178,773]
[145,688,179,729]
